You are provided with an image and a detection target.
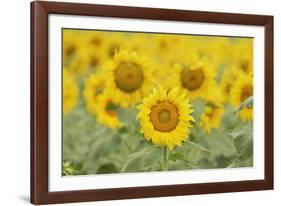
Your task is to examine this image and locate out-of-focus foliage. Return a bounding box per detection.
[62,29,254,175]
[63,160,79,176]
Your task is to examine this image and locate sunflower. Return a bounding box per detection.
[233,39,253,75]
[66,49,89,77]
[230,73,253,121]
[83,73,105,114]
[63,30,81,63]
[219,66,241,103]
[63,31,108,77]
[151,34,190,65]
[199,86,224,134]
[63,68,79,114]
[171,57,216,100]
[83,31,107,50]
[236,49,253,75]
[71,45,108,76]
[137,86,194,150]
[199,37,233,69]
[95,93,123,129]
[81,31,109,72]
[125,33,150,54]
[104,48,154,107]
[103,33,127,58]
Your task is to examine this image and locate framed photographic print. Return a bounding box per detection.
[30,1,274,204]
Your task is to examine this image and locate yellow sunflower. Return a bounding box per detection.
[236,49,253,75]
[125,33,149,54]
[137,86,194,150]
[63,31,107,77]
[219,66,242,103]
[233,39,253,75]
[199,86,224,134]
[81,31,109,72]
[230,73,253,121]
[66,49,89,77]
[83,73,105,114]
[171,57,216,100]
[95,93,123,129]
[63,68,79,114]
[104,48,154,107]
[103,33,127,58]
[63,30,81,63]
[83,31,107,51]
[199,37,233,69]
[151,34,191,65]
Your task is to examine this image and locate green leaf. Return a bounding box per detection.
[169,152,185,162]
[235,96,253,113]
[63,161,78,176]
[227,156,253,168]
[180,129,238,169]
[106,103,119,112]
[227,157,240,168]
[118,127,127,134]
[221,106,240,131]
[96,163,118,174]
[117,108,138,126]
[185,160,200,169]
[121,147,161,172]
[228,123,253,161]
[191,98,205,123]
[186,141,211,153]
[81,133,122,173]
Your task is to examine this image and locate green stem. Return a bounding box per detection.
[162,146,169,171]
[125,125,135,153]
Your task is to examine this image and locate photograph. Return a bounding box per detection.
[30,1,274,204]
[62,29,254,176]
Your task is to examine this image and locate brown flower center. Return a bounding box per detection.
[159,40,168,49]
[205,106,216,120]
[115,62,144,93]
[108,44,120,57]
[90,37,102,47]
[225,83,232,95]
[240,60,250,73]
[181,67,205,91]
[90,56,99,67]
[150,101,179,132]
[241,84,253,102]
[105,101,117,117]
[65,45,76,57]
[93,85,103,97]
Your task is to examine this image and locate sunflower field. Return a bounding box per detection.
[62,29,253,176]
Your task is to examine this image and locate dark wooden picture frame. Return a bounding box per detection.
[31,1,274,204]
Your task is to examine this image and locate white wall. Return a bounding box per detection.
[0,0,279,205]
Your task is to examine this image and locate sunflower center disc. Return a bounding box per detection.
[205,106,215,119]
[240,60,250,73]
[90,37,102,47]
[108,44,120,57]
[115,62,144,93]
[90,56,99,67]
[181,68,205,91]
[158,110,170,123]
[105,101,117,117]
[150,101,179,132]
[65,45,76,57]
[241,85,253,102]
